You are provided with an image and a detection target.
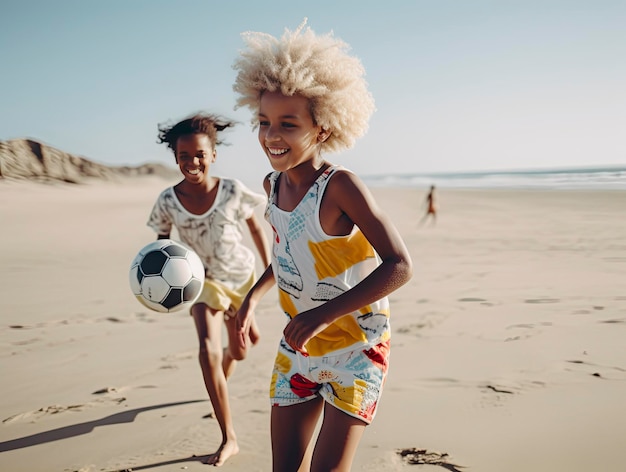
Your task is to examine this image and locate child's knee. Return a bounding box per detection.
[198,339,222,365]
[228,346,247,362]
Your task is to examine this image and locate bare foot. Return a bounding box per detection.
[203,438,240,467]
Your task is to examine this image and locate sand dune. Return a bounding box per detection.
[1,178,625,471]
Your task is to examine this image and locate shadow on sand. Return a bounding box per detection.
[106,454,214,471]
[0,399,206,453]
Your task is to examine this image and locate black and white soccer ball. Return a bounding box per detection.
[129,239,204,313]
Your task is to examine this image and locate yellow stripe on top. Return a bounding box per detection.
[309,230,375,280]
[305,315,366,356]
[279,289,298,318]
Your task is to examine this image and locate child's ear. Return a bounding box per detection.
[318,129,330,142]
[212,149,217,162]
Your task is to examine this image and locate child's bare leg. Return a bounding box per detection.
[222,348,236,380]
[310,402,366,472]
[221,307,238,379]
[225,304,260,346]
[191,304,239,466]
[249,315,261,345]
[271,398,323,472]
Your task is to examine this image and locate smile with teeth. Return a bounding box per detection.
[268,147,288,156]
[187,168,201,175]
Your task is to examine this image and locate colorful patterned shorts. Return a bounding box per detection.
[270,338,390,424]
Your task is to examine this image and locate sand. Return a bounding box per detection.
[1,177,625,472]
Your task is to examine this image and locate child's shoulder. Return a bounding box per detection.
[219,177,266,204]
[157,185,176,198]
[219,176,248,188]
[327,166,360,186]
[219,176,252,193]
[325,167,370,200]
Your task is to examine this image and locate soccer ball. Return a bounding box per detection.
[129,239,205,313]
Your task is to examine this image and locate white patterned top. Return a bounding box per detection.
[147,178,266,288]
[266,166,390,356]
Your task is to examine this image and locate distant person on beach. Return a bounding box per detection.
[146,113,270,466]
[232,20,413,471]
[420,185,437,225]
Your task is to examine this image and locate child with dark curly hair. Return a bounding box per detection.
[147,112,270,466]
[233,21,413,471]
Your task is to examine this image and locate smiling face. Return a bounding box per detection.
[258,91,329,173]
[175,133,216,184]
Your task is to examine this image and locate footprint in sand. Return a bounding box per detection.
[11,337,41,346]
[478,383,516,408]
[1,385,161,424]
[2,397,126,424]
[524,298,559,304]
[421,377,460,388]
[98,313,157,323]
[478,379,545,408]
[158,351,195,371]
[133,312,157,322]
[396,312,447,336]
[397,448,466,471]
[565,359,626,380]
[503,322,552,341]
[458,297,497,307]
[92,387,119,394]
[92,385,157,395]
[161,351,195,364]
[396,322,429,334]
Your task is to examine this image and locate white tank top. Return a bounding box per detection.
[265,165,391,356]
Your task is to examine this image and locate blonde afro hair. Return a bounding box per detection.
[232,19,375,153]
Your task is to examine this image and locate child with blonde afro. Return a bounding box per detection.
[233,20,413,471]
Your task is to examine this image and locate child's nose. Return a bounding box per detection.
[265,126,281,141]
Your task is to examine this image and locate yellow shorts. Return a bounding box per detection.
[193,272,255,314]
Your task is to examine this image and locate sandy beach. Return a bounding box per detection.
[1,177,625,472]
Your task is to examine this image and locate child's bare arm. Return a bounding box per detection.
[246,214,271,268]
[283,170,413,353]
[236,263,276,348]
[236,174,275,348]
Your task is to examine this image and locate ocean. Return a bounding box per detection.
[362,166,626,190]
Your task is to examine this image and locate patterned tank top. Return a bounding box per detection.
[265,165,391,356]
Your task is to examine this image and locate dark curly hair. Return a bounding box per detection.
[157,112,237,153]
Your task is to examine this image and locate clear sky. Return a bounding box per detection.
[2,0,625,185]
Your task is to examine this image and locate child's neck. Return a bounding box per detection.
[276,162,330,212]
[178,175,218,194]
[283,159,329,188]
[174,177,220,215]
